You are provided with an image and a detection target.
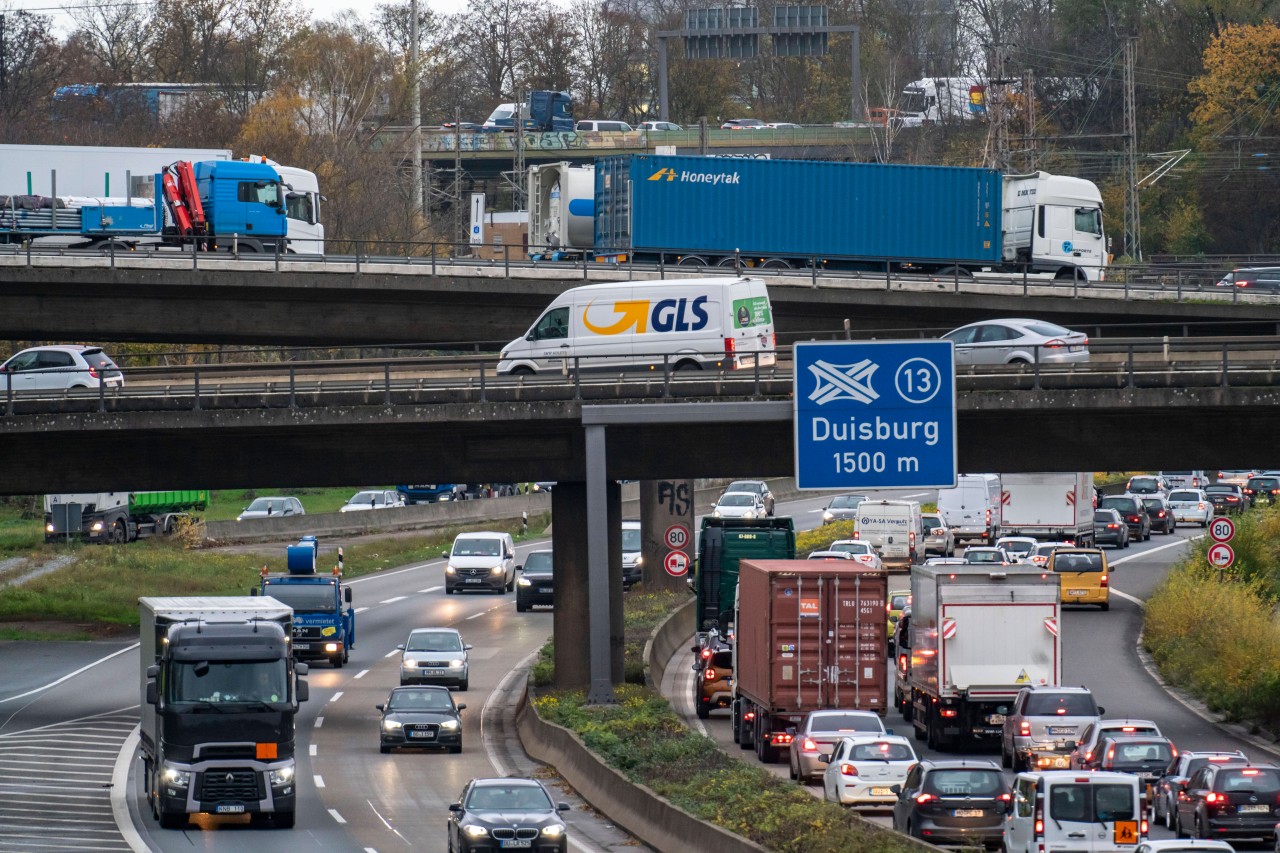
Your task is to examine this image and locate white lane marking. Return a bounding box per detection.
[379,596,407,604]
[355,607,369,614]
[365,849,379,853]
[345,560,441,585]
[1111,589,1147,606]
[419,586,442,594]
[330,691,344,703]
[902,493,928,498]
[0,643,139,705]
[1108,534,1199,605]
[354,669,369,679]
[328,808,347,824]
[314,717,324,728]
[309,744,317,757]
[109,725,148,853]
[384,649,400,658]
[314,775,326,788]
[366,798,411,845]
[465,611,487,620]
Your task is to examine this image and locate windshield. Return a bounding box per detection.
[1025,692,1098,716]
[1168,491,1200,502]
[1000,540,1034,555]
[453,538,501,557]
[727,482,762,495]
[831,541,870,555]
[1108,741,1174,765]
[848,741,914,760]
[622,529,641,552]
[829,495,864,509]
[720,494,755,507]
[924,769,1005,796]
[807,712,882,733]
[1048,783,1134,822]
[466,784,553,811]
[386,689,453,711]
[966,551,1004,563]
[1218,768,1280,792]
[405,632,463,652]
[348,491,380,504]
[890,593,910,610]
[1099,497,1138,513]
[169,659,287,704]
[523,552,553,572]
[261,581,337,612]
[245,498,287,513]
[1206,486,1237,494]
[1093,511,1117,523]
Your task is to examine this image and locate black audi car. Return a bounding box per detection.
[448,777,570,852]
[516,549,554,612]
[377,685,465,754]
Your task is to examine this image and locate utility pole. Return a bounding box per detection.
[453,106,463,248]
[1023,68,1036,172]
[1123,36,1142,261]
[512,90,526,210]
[1,14,8,102]
[985,44,1013,172]
[409,0,423,220]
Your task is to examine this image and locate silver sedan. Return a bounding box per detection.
[1166,488,1211,527]
[943,318,1089,365]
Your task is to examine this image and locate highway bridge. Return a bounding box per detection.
[3,254,1278,346]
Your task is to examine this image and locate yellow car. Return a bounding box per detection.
[1047,548,1110,610]
[887,589,911,648]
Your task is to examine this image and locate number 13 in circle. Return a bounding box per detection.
[895,358,944,404]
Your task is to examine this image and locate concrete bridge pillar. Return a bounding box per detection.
[551,480,622,692]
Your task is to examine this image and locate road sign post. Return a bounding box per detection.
[793,340,957,489]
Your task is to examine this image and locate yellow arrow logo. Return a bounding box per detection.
[582,300,649,335]
[648,167,677,181]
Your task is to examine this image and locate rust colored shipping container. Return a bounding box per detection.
[736,559,888,717]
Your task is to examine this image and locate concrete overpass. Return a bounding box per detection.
[3,258,1278,347]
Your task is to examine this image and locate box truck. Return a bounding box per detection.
[852,499,923,570]
[906,566,1062,750]
[1000,472,1096,546]
[693,516,796,635]
[731,560,888,764]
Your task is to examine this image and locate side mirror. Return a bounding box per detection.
[786,726,797,736]
[558,803,570,812]
[376,704,385,712]
[449,803,463,812]
[296,662,308,676]
[146,664,160,678]
[457,703,467,711]
[818,753,831,764]
[296,680,309,702]
[516,565,524,572]
[145,681,158,705]
[886,728,895,735]
[396,644,405,651]
[691,645,701,655]
[345,588,353,604]
[464,643,473,650]
[1097,706,1106,715]
[890,784,902,795]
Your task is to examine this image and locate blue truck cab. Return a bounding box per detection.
[256,536,354,668]
[193,160,287,242]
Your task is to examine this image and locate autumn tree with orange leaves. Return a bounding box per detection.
[1188,22,1280,144]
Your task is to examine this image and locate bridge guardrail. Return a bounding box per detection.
[6,337,1280,417]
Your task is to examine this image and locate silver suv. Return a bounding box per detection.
[1001,686,1103,772]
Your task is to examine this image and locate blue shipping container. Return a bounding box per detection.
[594,155,1001,265]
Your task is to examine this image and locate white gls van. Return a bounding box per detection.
[852,499,922,570]
[938,473,1002,544]
[496,277,776,375]
[1005,771,1145,853]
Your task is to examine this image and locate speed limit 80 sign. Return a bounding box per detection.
[1209,517,1235,543]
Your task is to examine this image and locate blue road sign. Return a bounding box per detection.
[794,340,957,489]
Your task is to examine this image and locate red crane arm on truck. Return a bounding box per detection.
[160,162,207,237]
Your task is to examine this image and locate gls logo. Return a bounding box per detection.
[582,296,710,335]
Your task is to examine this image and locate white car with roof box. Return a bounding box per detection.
[496,277,776,375]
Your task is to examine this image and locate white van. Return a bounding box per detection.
[1005,771,1145,853]
[853,499,922,570]
[937,473,1001,545]
[496,277,776,375]
[443,531,516,594]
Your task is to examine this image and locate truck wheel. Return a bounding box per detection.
[158,808,186,829]
[331,653,344,669]
[273,809,296,829]
[110,522,127,544]
[926,712,939,750]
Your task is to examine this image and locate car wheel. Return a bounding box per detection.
[516,600,528,613]
[696,702,710,719]
[1100,601,1110,611]
[1001,744,1011,769]
[1196,815,1208,839]
[1174,812,1186,838]
[1163,799,1174,829]
[788,758,798,780]
[380,745,391,754]
[445,586,455,595]
[449,744,462,755]
[459,677,469,691]
[505,576,515,593]
[273,809,296,829]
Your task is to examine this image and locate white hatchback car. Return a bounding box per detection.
[0,345,124,392]
[711,491,767,520]
[339,489,405,512]
[1166,488,1211,527]
[824,540,885,570]
[995,536,1039,563]
[821,734,918,807]
[397,627,472,690]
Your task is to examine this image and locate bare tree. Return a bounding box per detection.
[66,0,153,82]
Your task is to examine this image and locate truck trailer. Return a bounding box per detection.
[527,156,1107,281]
[906,565,1062,750]
[999,472,1096,545]
[255,536,355,667]
[44,490,209,543]
[694,517,796,635]
[139,596,307,829]
[731,559,888,764]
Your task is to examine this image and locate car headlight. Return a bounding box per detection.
[445,565,456,575]
[712,510,722,518]
[541,824,565,838]
[382,719,403,731]
[490,566,504,575]
[743,511,756,519]
[500,350,509,360]
[518,577,532,587]
[439,719,459,731]
[269,765,295,786]
[449,659,466,669]
[823,511,834,521]
[236,515,243,522]
[162,763,191,787]
[463,824,489,838]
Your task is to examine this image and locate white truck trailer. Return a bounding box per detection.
[999,472,1096,545]
[906,566,1062,750]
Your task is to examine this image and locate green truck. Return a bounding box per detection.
[694,517,796,636]
[44,490,210,543]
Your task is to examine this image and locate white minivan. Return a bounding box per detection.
[1005,771,1145,853]
[443,531,516,594]
[496,277,776,375]
[852,499,922,570]
[937,473,1002,545]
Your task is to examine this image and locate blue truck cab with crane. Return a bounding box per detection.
[254,536,355,668]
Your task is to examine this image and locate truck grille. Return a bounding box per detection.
[491,828,539,841]
[293,626,324,641]
[200,769,261,802]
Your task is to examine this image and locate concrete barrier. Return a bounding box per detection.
[645,597,696,691]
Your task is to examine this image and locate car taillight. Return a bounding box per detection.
[1108,523,1120,530]
[1020,721,1031,736]
[1128,515,1142,523]
[701,649,712,660]
[1199,502,1206,510]
[840,764,859,777]
[916,793,937,804]
[940,708,958,718]
[88,367,99,379]
[1157,510,1166,517]
[1206,792,1224,805]
[801,738,818,752]
[910,531,916,548]
[1100,574,1108,588]
[1084,751,1093,761]
[724,337,737,358]
[898,653,908,671]
[1034,802,1045,838]
[770,333,777,348]
[985,508,991,528]
[705,667,717,681]
[851,531,859,539]
[1044,338,1065,349]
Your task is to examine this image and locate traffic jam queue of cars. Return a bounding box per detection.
[691,470,1279,853]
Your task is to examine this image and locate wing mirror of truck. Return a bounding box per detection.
[296,679,309,702]
[396,644,405,651]
[146,681,159,705]
[464,643,473,651]
[146,664,159,678]
[344,588,353,604]
[296,662,309,676]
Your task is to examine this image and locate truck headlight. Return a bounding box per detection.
[463,824,489,838]
[449,659,465,669]
[541,824,565,838]
[269,765,295,786]
[517,577,532,587]
[490,566,504,575]
[324,642,338,653]
[439,719,459,731]
[91,521,104,532]
[45,523,54,533]
[162,764,191,787]
[382,719,403,731]
[635,555,643,565]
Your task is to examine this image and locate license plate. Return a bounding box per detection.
[539,588,553,593]
[1048,727,1075,735]
[215,804,245,814]
[1067,589,1089,596]
[409,730,434,739]
[953,809,984,818]
[293,643,310,650]
[1240,804,1270,813]
[465,578,484,584]
[500,841,532,850]
[987,714,1006,724]
[871,787,894,796]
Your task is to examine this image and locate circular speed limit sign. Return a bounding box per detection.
[1209,516,1235,543]
[664,524,690,550]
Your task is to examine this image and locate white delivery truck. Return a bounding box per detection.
[853,499,922,570]
[906,566,1063,750]
[937,473,1001,544]
[496,277,776,374]
[1000,472,1095,546]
